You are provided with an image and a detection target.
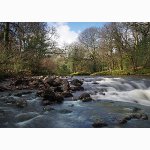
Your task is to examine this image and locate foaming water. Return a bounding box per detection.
[83,76,150,106]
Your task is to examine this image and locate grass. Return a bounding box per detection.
[91,68,150,76]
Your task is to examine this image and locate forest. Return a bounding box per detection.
[0,22,150,78]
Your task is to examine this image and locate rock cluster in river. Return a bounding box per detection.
[6,76,87,106]
[119,112,148,124]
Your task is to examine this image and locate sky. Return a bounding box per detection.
[48,22,107,47]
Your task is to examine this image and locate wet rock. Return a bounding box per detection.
[58,109,72,114]
[141,113,148,120]
[62,79,70,91]
[79,93,93,102]
[133,100,138,104]
[92,119,108,128]
[131,113,142,119]
[70,85,84,91]
[61,91,73,98]
[92,81,99,84]
[43,89,56,100]
[41,100,51,106]
[0,109,5,118]
[43,76,62,87]
[43,76,55,86]
[119,112,149,124]
[119,118,128,124]
[55,93,64,103]
[14,91,32,97]
[38,88,64,105]
[36,90,44,97]
[111,93,118,95]
[5,97,16,105]
[54,78,63,87]
[53,86,63,92]
[132,107,141,113]
[15,99,28,108]
[70,79,83,86]
[13,78,29,86]
[99,92,105,95]
[29,79,44,88]
[99,88,107,92]
[68,104,74,107]
[43,106,55,111]
[0,85,8,92]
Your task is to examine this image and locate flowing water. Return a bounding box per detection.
[1,76,150,128]
[81,76,150,106]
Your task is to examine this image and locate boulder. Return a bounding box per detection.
[43,76,55,86]
[61,91,73,98]
[141,113,148,120]
[92,119,108,128]
[14,78,29,86]
[55,93,64,103]
[119,112,149,124]
[92,81,99,84]
[14,91,32,97]
[15,99,28,108]
[43,76,62,87]
[53,86,63,92]
[79,93,92,102]
[0,85,8,92]
[58,109,72,114]
[42,89,56,100]
[62,79,70,91]
[37,88,64,105]
[70,85,84,91]
[70,79,83,86]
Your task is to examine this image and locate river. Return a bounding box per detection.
[1,76,150,128]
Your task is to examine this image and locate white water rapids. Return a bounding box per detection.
[82,77,150,106]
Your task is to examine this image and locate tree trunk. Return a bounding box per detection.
[4,22,10,50]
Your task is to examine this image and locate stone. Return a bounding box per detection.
[61,91,73,98]
[55,93,64,103]
[70,79,83,86]
[62,79,70,91]
[43,89,56,100]
[141,113,148,120]
[53,86,63,92]
[119,118,128,124]
[79,93,93,102]
[0,85,8,92]
[92,81,99,84]
[14,91,32,97]
[132,107,141,113]
[15,99,27,108]
[58,109,72,114]
[14,78,29,86]
[92,119,108,128]
[70,86,84,91]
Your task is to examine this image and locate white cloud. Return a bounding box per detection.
[54,22,79,48]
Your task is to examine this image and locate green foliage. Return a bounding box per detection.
[70,71,91,76]
[135,68,150,75]
[57,64,70,76]
[91,69,133,76]
[91,71,111,76]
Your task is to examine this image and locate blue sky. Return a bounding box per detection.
[67,22,107,32]
[48,22,107,47]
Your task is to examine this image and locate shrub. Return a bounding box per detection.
[70,71,91,76]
